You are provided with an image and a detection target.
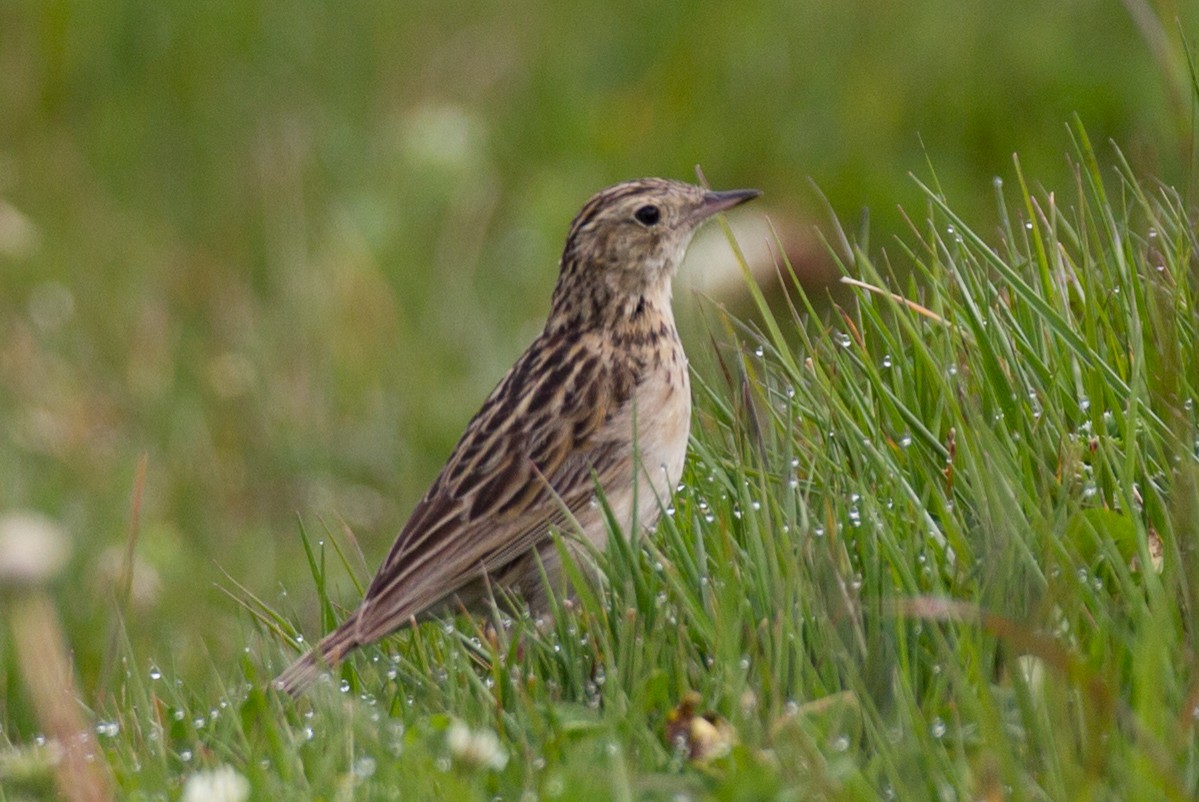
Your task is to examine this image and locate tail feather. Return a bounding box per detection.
[273,617,360,696]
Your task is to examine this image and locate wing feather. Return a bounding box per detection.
[350,330,632,644]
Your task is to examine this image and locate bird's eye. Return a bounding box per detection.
[634,204,661,226]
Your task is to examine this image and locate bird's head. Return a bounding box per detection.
[552,178,759,324]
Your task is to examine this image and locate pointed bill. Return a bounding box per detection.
[691,188,762,223]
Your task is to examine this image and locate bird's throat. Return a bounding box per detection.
[548,270,675,336]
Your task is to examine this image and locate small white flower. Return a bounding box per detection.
[1016,655,1046,696]
[0,200,40,259]
[0,511,70,585]
[181,765,250,802]
[446,720,508,771]
[400,103,486,172]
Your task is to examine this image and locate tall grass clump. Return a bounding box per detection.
[685,121,1199,799]
[10,127,1196,800]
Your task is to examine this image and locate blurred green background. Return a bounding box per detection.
[1,0,1196,695]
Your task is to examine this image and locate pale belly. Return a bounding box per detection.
[583,344,692,541]
[630,362,691,531]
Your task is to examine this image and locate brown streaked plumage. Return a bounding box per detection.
[275,178,759,694]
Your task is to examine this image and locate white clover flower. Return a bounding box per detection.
[0,511,70,586]
[181,765,250,802]
[446,720,508,771]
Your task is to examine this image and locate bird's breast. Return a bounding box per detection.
[628,334,691,531]
[581,317,692,542]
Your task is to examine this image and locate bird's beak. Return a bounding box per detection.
[692,188,762,222]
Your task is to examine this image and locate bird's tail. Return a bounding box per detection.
[273,615,361,696]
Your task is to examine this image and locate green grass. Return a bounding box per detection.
[4,4,1199,798]
[4,3,1199,695]
[3,125,1194,800]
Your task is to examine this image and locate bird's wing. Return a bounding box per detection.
[350,330,633,645]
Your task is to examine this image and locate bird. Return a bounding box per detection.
[275,177,760,694]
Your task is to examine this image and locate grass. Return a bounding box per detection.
[4,1,1198,706]
[2,123,1195,800]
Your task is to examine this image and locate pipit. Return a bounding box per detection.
[276,177,759,694]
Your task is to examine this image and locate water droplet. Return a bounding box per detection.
[96,721,119,738]
[149,666,161,681]
[898,433,912,448]
[834,331,852,348]
[930,717,947,738]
